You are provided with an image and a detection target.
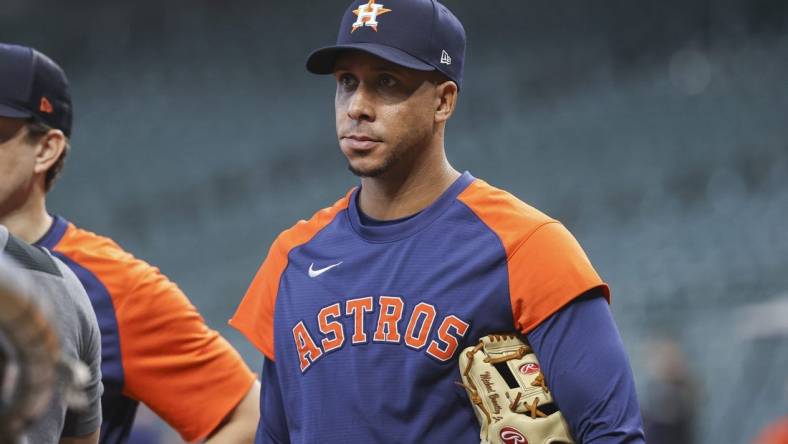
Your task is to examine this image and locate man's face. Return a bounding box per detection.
[0,117,37,217]
[334,51,439,178]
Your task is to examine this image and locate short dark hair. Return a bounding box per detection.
[24,119,70,192]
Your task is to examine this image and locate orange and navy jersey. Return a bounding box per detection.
[231,172,609,443]
[36,215,256,444]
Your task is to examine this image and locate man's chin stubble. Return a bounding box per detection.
[347,151,400,178]
[348,163,386,178]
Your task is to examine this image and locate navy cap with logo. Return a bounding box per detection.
[0,43,73,137]
[306,0,466,88]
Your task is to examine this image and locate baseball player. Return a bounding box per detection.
[232,0,645,443]
[0,43,260,443]
[0,226,102,444]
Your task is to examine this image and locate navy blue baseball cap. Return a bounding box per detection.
[0,44,73,137]
[306,0,466,88]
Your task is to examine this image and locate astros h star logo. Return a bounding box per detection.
[352,0,392,33]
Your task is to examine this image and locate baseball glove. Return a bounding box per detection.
[458,334,574,444]
[0,257,60,443]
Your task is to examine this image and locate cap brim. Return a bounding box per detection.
[0,103,32,119]
[306,43,435,74]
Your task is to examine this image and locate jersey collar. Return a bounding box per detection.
[348,171,475,243]
[34,214,69,250]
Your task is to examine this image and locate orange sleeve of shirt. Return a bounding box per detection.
[230,192,352,361]
[118,258,256,441]
[458,179,610,334]
[506,221,610,333]
[57,226,256,442]
[229,237,288,361]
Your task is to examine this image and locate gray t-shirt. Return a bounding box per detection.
[0,225,102,442]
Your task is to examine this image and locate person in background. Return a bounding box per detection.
[641,337,699,444]
[0,43,260,443]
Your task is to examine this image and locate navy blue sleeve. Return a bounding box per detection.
[257,357,290,444]
[526,290,645,443]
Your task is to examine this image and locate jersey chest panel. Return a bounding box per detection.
[272,203,515,442]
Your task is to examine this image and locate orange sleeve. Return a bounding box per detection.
[229,238,288,361]
[117,259,256,442]
[458,179,609,335]
[230,192,353,361]
[507,221,610,333]
[55,225,256,442]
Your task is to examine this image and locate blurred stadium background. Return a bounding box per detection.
[3,0,787,442]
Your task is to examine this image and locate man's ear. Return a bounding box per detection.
[32,129,66,175]
[434,80,458,124]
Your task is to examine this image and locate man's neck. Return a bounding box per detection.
[0,192,53,244]
[358,153,461,221]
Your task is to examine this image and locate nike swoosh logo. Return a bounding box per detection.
[308,261,343,278]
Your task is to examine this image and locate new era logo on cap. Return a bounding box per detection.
[39,97,53,114]
[440,50,451,65]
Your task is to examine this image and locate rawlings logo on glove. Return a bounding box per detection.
[500,426,528,444]
[457,334,575,444]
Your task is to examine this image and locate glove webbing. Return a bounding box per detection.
[458,335,552,439]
